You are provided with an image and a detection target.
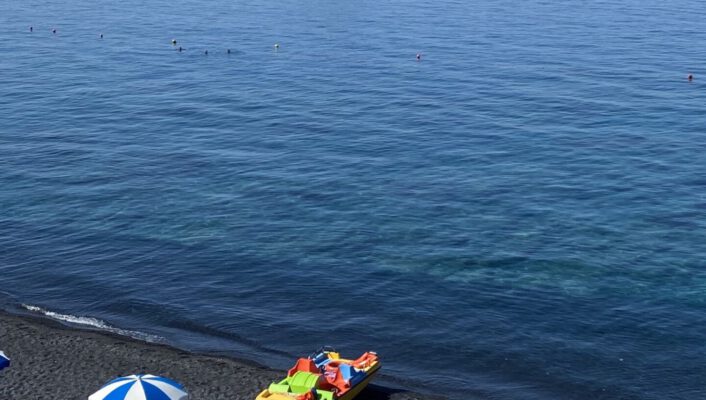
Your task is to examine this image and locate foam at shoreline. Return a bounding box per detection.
[21,304,164,343]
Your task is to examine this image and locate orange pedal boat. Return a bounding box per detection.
[256,347,381,400]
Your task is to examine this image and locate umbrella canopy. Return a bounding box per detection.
[88,374,187,400]
[0,351,9,370]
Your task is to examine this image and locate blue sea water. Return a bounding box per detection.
[1,0,706,398]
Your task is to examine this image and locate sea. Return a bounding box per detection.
[1,0,705,399]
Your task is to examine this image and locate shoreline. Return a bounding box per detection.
[0,309,442,400]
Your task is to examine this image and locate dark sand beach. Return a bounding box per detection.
[0,311,438,400]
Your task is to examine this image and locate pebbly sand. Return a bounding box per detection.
[0,311,439,400]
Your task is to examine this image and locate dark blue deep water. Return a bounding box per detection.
[1,0,706,398]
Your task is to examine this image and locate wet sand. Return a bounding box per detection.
[0,311,439,400]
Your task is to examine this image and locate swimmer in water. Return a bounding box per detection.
[30,26,33,32]
[178,46,183,52]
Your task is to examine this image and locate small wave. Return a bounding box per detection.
[21,304,163,343]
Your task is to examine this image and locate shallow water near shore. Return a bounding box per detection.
[2,0,706,399]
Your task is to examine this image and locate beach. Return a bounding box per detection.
[0,311,437,400]
[2,0,705,398]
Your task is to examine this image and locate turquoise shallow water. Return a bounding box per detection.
[1,0,706,399]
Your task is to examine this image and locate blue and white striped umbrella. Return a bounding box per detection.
[88,374,187,400]
[0,351,9,370]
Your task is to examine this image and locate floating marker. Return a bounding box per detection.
[416,53,421,60]
[172,39,177,45]
[52,28,57,34]
[274,43,279,49]
[100,33,103,39]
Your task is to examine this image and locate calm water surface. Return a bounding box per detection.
[1,0,706,399]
